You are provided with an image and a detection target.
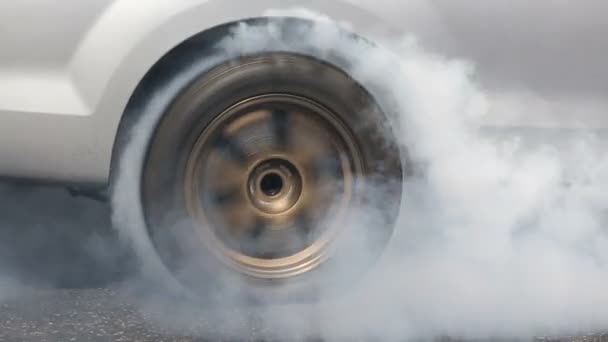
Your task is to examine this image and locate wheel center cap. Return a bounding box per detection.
[247,158,302,215]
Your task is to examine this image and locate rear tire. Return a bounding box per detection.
[111,20,403,304]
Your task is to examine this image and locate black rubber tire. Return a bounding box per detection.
[113,21,404,305]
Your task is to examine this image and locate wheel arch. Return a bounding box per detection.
[96,1,401,187]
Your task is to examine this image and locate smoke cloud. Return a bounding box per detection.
[2,4,606,342]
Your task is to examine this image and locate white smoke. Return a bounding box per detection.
[110,9,608,341]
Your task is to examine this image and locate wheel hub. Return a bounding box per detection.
[247,158,302,216]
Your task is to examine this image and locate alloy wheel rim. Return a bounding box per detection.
[184,94,364,279]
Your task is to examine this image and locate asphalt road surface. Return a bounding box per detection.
[0,288,179,342]
[1,182,607,342]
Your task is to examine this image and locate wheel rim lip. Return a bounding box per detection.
[183,93,365,279]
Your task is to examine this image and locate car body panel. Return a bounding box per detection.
[0,0,415,184]
[0,0,605,184]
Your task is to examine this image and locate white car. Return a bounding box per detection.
[0,0,602,301]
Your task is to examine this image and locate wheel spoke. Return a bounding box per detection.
[307,154,342,183]
[211,186,241,206]
[271,109,290,147]
[215,134,248,165]
[238,217,266,256]
[295,209,314,242]
[317,154,341,172]
[247,217,266,240]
